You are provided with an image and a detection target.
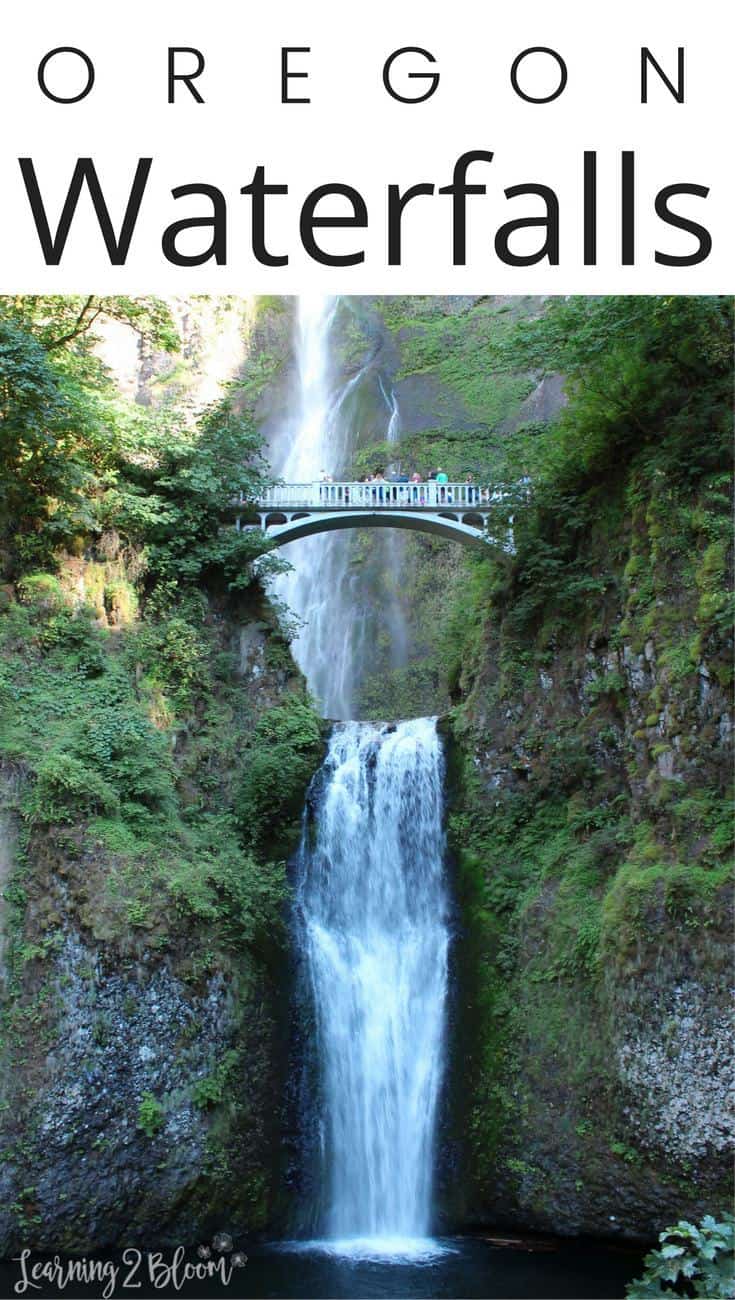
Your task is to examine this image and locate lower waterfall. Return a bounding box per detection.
[296,717,450,1252]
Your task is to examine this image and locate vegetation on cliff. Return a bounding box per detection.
[0,296,323,1248]
[0,295,320,948]
[432,296,733,1238]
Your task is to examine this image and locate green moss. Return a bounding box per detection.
[601,858,731,959]
[381,299,536,427]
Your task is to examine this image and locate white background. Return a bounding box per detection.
[0,0,732,293]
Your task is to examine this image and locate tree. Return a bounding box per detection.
[101,398,279,590]
[0,295,179,354]
[0,323,93,565]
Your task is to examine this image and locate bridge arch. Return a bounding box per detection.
[256,508,489,548]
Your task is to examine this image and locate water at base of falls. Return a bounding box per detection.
[295,718,450,1254]
[280,1236,453,1262]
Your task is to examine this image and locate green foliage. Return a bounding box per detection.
[136,1092,165,1138]
[110,399,275,590]
[1,628,176,828]
[237,701,324,852]
[0,296,276,589]
[0,323,94,563]
[489,297,731,640]
[27,751,119,824]
[191,1050,240,1110]
[0,294,179,354]
[129,615,210,713]
[625,1214,734,1299]
[0,533,319,982]
[380,297,535,426]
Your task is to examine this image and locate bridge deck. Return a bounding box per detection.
[255,481,494,512]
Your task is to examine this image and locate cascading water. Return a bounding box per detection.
[376,372,410,675]
[270,296,407,718]
[297,718,450,1251]
[271,296,365,718]
[273,296,451,1256]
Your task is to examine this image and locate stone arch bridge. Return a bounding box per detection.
[239,481,507,548]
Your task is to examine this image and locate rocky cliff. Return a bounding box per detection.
[440,430,732,1240]
[0,293,324,1254]
[0,559,323,1254]
[0,553,323,1253]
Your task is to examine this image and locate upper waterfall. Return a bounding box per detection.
[269,296,406,720]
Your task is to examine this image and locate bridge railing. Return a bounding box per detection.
[256,481,499,510]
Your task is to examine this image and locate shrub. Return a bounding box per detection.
[136,1092,164,1138]
[191,1050,239,1110]
[28,751,119,824]
[236,701,323,852]
[16,573,67,616]
[626,1214,734,1299]
[15,574,106,673]
[129,616,209,713]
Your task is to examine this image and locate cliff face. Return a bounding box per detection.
[0,557,323,1255]
[347,295,563,718]
[441,468,732,1240]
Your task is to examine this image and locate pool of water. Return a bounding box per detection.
[253,1236,641,1298]
[0,1234,644,1299]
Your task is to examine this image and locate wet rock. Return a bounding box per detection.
[617,985,734,1161]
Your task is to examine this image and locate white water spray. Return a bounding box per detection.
[269,297,355,716]
[298,718,450,1248]
[271,296,406,718]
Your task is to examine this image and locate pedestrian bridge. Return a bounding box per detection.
[243,481,503,548]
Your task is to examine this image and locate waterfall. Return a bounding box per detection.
[377,372,410,677]
[274,298,451,1254]
[271,296,405,718]
[271,296,362,718]
[297,718,450,1251]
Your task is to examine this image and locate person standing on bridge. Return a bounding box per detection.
[410,471,422,505]
[436,466,448,503]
